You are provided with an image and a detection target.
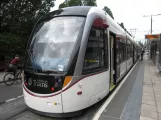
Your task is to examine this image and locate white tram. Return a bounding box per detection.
[22,6,141,117]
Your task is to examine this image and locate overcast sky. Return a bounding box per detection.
[51,0,161,42]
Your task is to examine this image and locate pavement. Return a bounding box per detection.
[98,56,144,120]
[140,58,161,120]
[98,55,161,120]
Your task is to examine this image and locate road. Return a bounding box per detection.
[0,72,23,103]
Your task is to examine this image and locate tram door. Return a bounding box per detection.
[109,33,116,91]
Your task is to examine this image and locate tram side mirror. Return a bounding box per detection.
[93,18,109,29]
[103,23,109,29]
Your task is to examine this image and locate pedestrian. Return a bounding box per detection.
[141,49,144,60]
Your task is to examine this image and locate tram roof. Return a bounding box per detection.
[40,6,140,47]
[47,6,91,17]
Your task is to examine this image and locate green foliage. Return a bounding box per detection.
[0,33,26,59]
[59,2,68,8]
[119,23,125,30]
[103,6,114,19]
[59,0,96,8]
[82,0,97,6]
[59,0,81,8]
[68,0,82,6]
[118,22,132,37]
[1,0,56,61]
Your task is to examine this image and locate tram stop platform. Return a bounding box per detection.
[96,55,161,120]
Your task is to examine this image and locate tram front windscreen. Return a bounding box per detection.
[25,16,85,73]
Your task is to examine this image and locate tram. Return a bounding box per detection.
[22,6,141,117]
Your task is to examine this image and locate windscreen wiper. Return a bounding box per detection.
[40,70,62,74]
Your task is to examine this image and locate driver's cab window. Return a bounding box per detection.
[83,18,108,74]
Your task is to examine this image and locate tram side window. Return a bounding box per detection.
[83,26,107,74]
[127,40,131,60]
[157,41,159,52]
[116,40,121,64]
[127,44,130,60]
[120,41,124,63]
[123,41,126,61]
[120,40,126,63]
[116,38,126,64]
[131,43,133,57]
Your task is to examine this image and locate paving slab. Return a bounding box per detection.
[156,102,161,112]
[141,109,158,120]
[143,92,154,97]
[140,116,157,120]
[141,104,157,112]
[142,99,156,106]
[158,112,161,120]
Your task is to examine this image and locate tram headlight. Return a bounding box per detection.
[54,82,58,88]
[50,76,72,92]
[53,77,62,89]
[28,78,32,86]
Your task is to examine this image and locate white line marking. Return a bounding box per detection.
[93,62,138,120]
[17,95,24,98]
[6,95,24,102]
[6,98,17,102]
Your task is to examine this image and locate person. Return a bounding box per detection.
[141,49,145,60]
[8,54,21,79]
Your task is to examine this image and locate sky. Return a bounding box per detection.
[51,0,161,42]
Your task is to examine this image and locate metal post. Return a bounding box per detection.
[151,15,152,34]
[143,14,161,34]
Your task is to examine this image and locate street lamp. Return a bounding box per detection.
[143,14,161,34]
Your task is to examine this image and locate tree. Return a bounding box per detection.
[59,2,68,8]
[119,23,125,29]
[1,0,56,61]
[82,0,97,6]
[59,0,82,8]
[59,0,97,8]
[118,22,132,37]
[103,6,114,19]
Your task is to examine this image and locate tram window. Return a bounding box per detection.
[127,40,131,60]
[127,44,129,60]
[118,39,125,63]
[131,44,133,57]
[129,44,131,58]
[121,40,126,63]
[116,38,126,64]
[116,40,120,64]
[83,26,107,74]
[123,42,126,61]
[157,41,159,52]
